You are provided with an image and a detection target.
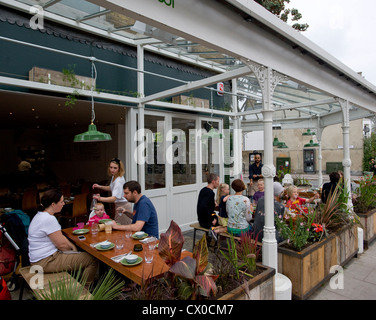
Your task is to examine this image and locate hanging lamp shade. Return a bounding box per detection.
[302,129,316,136]
[273,137,281,146]
[304,139,319,147]
[74,60,112,143]
[202,125,223,139]
[277,141,288,149]
[74,123,112,142]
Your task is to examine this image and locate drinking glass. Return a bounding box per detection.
[115,238,124,250]
[147,236,157,250]
[144,246,154,264]
[104,222,112,234]
[91,222,98,236]
[124,231,132,240]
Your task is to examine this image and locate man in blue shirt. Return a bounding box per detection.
[112,180,159,238]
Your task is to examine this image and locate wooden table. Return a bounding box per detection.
[62,226,190,285]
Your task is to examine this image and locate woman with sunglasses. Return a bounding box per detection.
[92,158,132,225]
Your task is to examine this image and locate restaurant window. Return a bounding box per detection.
[172,117,196,186]
[144,115,165,190]
[201,121,220,183]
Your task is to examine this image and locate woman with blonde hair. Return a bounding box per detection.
[216,183,230,218]
[92,158,132,225]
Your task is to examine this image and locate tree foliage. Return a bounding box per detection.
[255,0,309,31]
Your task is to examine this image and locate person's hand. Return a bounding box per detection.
[93,194,100,200]
[111,221,119,230]
[92,183,100,189]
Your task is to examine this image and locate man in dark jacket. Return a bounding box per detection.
[197,173,220,229]
[248,153,263,201]
[321,171,340,204]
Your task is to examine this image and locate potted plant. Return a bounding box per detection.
[33,267,125,300]
[128,220,275,300]
[353,175,376,249]
[277,184,359,299]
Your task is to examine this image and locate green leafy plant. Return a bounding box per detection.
[353,175,376,213]
[236,231,261,273]
[62,65,81,107]
[220,234,249,280]
[275,213,316,251]
[158,220,218,299]
[33,267,124,300]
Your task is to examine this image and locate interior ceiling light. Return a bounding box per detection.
[74,59,112,143]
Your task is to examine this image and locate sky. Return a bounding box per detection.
[287,0,376,86]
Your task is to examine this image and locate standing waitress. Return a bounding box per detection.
[92,158,132,225]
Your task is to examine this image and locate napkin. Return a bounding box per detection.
[111,252,132,263]
[139,237,153,243]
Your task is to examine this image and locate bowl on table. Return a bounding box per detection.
[124,254,139,264]
[100,240,112,249]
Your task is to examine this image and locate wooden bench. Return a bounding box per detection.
[189,222,216,251]
[19,266,92,300]
[189,223,262,252]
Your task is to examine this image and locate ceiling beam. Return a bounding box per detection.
[140,65,252,104]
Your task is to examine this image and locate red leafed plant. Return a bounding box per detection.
[158,220,218,299]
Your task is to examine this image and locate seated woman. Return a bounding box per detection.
[225,179,253,236]
[28,189,98,284]
[285,185,319,216]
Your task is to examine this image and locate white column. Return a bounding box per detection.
[232,79,242,180]
[315,118,323,188]
[137,44,145,188]
[248,64,285,271]
[339,99,352,208]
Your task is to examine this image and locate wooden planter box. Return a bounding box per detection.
[29,67,94,89]
[172,95,209,109]
[357,209,376,249]
[218,264,275,300]
[278,224,358,300]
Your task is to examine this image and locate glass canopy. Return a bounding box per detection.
[8,0,351,127]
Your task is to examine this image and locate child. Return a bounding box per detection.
[252,179,264,205]
[285,185,318,216]
[216,183,230,218]
[88,202,110,224]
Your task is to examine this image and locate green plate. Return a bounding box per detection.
[73,229,89,235]
[132,233,148,240]
[98,219,112,224]
[120,256,143,266]
[96,243,115,251]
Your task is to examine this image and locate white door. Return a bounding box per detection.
[131,110,224,233]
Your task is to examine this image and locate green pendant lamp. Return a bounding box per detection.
[202,122,223,139]
[304,139,319,147]
[302,129,316,136]
[273,137,281,146]
[74,60,112,143]
[74,123,112,142]
[277,141,288,149]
